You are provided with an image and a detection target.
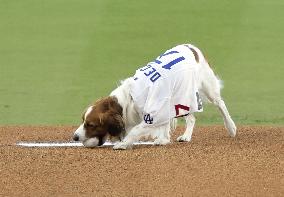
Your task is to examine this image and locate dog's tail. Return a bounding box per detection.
[199,76,224,104]
[216,75,224,90]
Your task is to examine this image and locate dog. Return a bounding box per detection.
[73,44,237,150]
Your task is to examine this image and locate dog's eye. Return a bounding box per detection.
[84,123,96,128]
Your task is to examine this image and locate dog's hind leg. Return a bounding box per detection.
[177,114,196,142]
[212,98,236,137]
[200,65,237,137]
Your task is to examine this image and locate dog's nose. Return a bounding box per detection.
[73,134,79,141]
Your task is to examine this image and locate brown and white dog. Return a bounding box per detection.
[73,44,236,150]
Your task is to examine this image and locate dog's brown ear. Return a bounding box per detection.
[95,97,111,112]
[96,96,124,136]
[95,96,122,113]
[105,113,124,136]
[108,96,123,114]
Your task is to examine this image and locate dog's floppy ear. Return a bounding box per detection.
[107,113,125,136]
[95,96,122,113]
[108,96,123,114]
[95,97,111,112]
[107,96,124,136]
[96,96,124,136]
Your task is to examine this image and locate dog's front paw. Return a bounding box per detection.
[113,142,132,150]
[177,135,191,142]
[153,138,170,146]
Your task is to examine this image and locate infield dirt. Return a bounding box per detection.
[0,125,283,196]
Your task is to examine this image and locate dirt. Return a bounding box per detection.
[0,125,283,197]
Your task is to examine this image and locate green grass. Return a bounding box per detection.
[0,0,283,125]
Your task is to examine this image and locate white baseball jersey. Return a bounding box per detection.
[130,44,203,127]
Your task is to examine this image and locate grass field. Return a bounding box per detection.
[0,0,283,125]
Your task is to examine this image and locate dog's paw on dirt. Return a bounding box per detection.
[176,135,191,142]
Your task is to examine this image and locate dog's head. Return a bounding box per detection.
[73,96,124,147]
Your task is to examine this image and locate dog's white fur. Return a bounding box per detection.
[74,44,236,150]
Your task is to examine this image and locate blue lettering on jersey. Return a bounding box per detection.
[150,72,161,82]
[159,50,179,58]
[144,66,156,77]
[162,56,185,70]
[144,114,154,124]
[137,49,186,83]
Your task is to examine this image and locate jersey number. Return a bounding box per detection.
[141,50,185,82]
